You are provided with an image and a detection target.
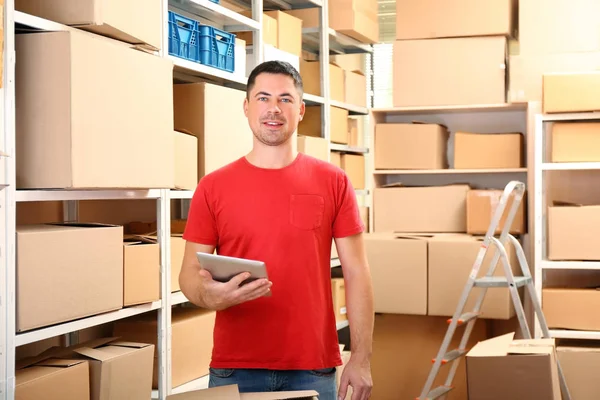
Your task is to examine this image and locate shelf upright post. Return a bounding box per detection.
[157,189,172,399]
[1,0,17,399]
[533,113,545,339]
[252,0,264,67]
[319,0,330,154]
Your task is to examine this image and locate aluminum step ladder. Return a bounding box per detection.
[417,181,571,400]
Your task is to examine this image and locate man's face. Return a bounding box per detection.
[244,73,305,147]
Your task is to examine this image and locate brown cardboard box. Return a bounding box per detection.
[543,72,600,113]
[344,70,367,107]
[15,358,90,400]
[236,12,277,47]
[551,122,600,162]
[123,236,160,306]
[348,117,364,148]
[393,37,507,107]
[331,278,346,322]
[548,204,600,260]
[396,0,516,40]
[283,8,320,28]
[428,234,520,320]
[558,343,600,400]
[16,30,174,189]
[543,288,600,331]
[364,234,428,315]
[113,308,216,389]
[15,0,162,49]
[375,123,449,170]
[465,333,562,400]
[329,0,379,44]
[174,130,198,190]
[299,106,349,144]
[454,132,523,169]
[330,54,367,75]
[371,314,489,400]
[297,135,328,162]
[466,189,526,235]
[340,154,365,190]
[166,385,319,399]
[173,83,253,179]
[373,184,470,232]
[359,206,369,231]
[16,223,123,332]
[264,10,302,57]
[300,59,345,102]
[330,151,342,168]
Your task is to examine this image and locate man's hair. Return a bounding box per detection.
[246,60,304,99]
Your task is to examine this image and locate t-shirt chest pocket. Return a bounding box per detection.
[289,194,325,230]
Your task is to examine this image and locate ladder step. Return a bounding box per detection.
[417,385,454,400]
[474,276,531,288]
[432,349,467,365]
[447,312,479,325]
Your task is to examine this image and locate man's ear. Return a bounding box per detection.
[299,101,306,121]
[243,97,249,117]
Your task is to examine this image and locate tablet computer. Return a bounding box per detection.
[196,252,268,286]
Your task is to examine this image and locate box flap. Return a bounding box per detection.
[410,120,449,130]
[109,341,153,349]
[467,332,515,357]
[175,128,195,136]
[34,359,86,368]
[48,222,120,229]
[166,384,241,399]
[123,235,157,245]
[73,347,116,362]
[508,338,556,355]
[240,391,319,400]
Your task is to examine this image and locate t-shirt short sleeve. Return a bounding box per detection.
[332,170,365,238]
[182,178,219,246]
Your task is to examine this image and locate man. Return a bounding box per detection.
[179,60,374,400]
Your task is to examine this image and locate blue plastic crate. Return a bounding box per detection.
[210,0,220,3]
[168,11,200,62]
[197,25,235,73]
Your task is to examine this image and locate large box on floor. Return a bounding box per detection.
[173,83,253,179]
[166,385,319,399]
[113,307,216,389]
[16,223,123,332]
[466,333,562,400]
[15,0,162,49]
[16,30,174,189]
[374,123,449,170]
[548,204,600,260]
[428,234,520,320]
[373,184,470,232]
[393,37,507,107]
[364,234,428,315]
[396,0,516,40]
[15,358,90,400]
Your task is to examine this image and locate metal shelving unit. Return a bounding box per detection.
[533,111,600,340]
[0,0,374,398]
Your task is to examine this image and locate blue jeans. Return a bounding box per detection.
[209,367,338,400]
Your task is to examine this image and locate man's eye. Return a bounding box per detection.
[258,97,267,101]
[281,98,291,103]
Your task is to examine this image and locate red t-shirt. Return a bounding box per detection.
[183,152,365,370]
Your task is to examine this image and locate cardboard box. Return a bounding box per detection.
[340,154,365,190]
[548,204,600,260]
[543,72,600,113]
[173,83,253,179]
[396,0,516,40]
[236,12,277,47]
[466,189,526,235]
[165,385,319,399]
[359,206,369,232]
[551,122,600,162]
[264,10,302,57]
[348,117,364,148]
[246,44,300,77]
[466,333,562,400]
[364,234,428,315]
[393,37,507,107]
[373,184,470,232]
[558,343,600,400]
[454,132,523,169]
[16,30,174,189]
[113,307,216,389]
[16,223,123,332]
[15,358,90,400]
[330,53,367,75]
[300,59,345,102]
[15,0,162,49]
[174,130,198,190]
[543,288,600,331]
[344,70,367,107]
[299,106,349,144]
[329,0,379,44]
[331,278,347,321]
[428,234,520,320]
[330,151,342,168]
[297,135,328,162]
[123,236,160,306]
[375,123,449,170]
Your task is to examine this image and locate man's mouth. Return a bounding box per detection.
[263,121,284,127]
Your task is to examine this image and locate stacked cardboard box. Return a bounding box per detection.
[393,0,516,107]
